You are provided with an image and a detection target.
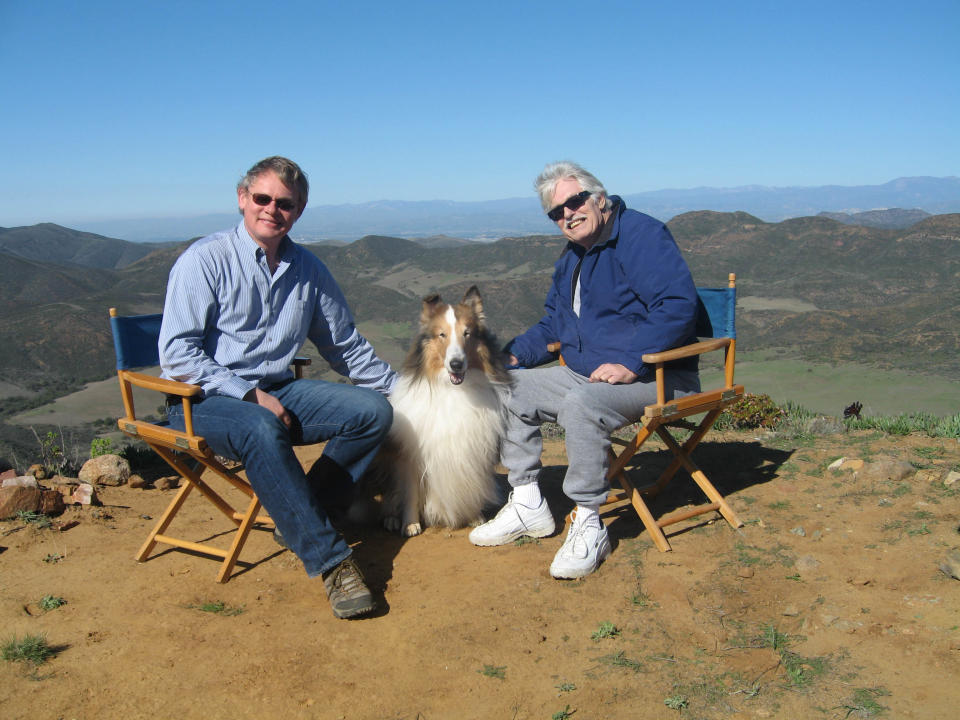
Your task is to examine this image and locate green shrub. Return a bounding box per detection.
[89,437,114,458]
[719,393,785,430]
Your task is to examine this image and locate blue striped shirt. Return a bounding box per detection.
[159,222,397,398]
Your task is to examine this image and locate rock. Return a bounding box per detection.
[27,463,47,480]
[737,566,755,578]
[128,474,147,489]
[782,605,800,617]
[938,549,960,580]
[795,555,821,572]
[827,457,846,470]
[857,458,916,483]
[72,483,99,505]
[944,471,960,487]
[832,619,860,632]
[0,485,42,519]
[840,458,864,471]
[2,475,40,489]
[78,454,131,486]
[790,526,806,537]
[155,476,180,491]
[39,489,65,515]
[915,468,942,484]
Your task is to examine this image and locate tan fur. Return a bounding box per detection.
[354,286,510,536]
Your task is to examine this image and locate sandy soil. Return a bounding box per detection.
[2,430,959,719]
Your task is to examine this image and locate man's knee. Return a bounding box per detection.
[353,387,393,436]
[556,386,615,432]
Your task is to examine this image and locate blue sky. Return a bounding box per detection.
[1,0,957,226]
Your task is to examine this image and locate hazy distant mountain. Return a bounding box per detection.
[0,223,171,268]
[816,208,931,229]
[65,176,960,243]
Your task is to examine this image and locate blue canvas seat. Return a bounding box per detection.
[109,308,309,582]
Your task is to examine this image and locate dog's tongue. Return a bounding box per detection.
[450,372,465,385]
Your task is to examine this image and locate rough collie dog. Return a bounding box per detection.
[360,286,510,537]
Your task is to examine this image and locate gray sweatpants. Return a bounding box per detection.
[501,365,701,506]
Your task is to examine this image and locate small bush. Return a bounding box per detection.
[719,393,785,430]
[89,437,114,458]
[38,595,66,611]
[2,634,53,666]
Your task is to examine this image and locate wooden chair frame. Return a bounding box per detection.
[549,273,745,551]
[606,273,745,550]
[109,308,310,582]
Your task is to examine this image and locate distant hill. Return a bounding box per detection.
[64,176,960,243]
[0,212,957,410]
[817,208,931,229]
[0,223,170,268]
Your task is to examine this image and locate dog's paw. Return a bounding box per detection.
[383,516,401,533]
[402,522,423,537]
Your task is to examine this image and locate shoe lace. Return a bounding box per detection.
[331,560,366,596]
[563,512,601,556]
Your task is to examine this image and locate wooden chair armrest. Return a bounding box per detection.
[292,357,311,367]
[120,370,202,397]
[642,337,731,364]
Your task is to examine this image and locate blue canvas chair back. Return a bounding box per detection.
[110,313,163,370]
[694,286,736,340]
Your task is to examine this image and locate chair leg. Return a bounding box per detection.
[136,481,194,562]
[135,444,271,581]
[217,495,263,583]
[656,427,743,530]
[603,408,742,552]
[621,475,671,552]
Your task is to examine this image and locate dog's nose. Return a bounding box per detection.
[449,358,464,373]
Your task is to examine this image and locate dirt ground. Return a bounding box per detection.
[2,430,959,720]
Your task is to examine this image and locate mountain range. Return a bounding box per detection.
[58,176,960,243]
[1,210,958,394]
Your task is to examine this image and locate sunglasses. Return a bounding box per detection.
[250,193,298,212]
[546,190,592,221]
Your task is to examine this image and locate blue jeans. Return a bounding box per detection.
[166,379,393,577]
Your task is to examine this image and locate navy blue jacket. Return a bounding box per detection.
[506,198,698,381]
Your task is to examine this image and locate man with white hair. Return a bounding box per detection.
[470,161,701,578]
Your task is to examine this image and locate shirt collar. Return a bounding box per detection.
[235,221,294,263]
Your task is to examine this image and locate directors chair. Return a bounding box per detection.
[550,273,745,552]
[109,308,309,582]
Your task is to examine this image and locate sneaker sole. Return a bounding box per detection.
[331,598,376,619]
[469,521,556,547]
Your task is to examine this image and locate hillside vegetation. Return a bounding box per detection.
[0,213,957,459]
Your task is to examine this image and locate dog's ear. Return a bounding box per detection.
[420,293,442,326]
[461,285,485,324]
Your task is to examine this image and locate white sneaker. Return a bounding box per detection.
[549,511,611,579]
[469,492,556,546]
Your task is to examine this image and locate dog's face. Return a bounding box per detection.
[407,286,499,385]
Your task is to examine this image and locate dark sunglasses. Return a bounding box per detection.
[546,190,592,221]
[251,193,298,212]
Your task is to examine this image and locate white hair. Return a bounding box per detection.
[534,161,608,212]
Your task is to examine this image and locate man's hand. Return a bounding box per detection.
[245,387,292,428]
[589,363,637,385]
